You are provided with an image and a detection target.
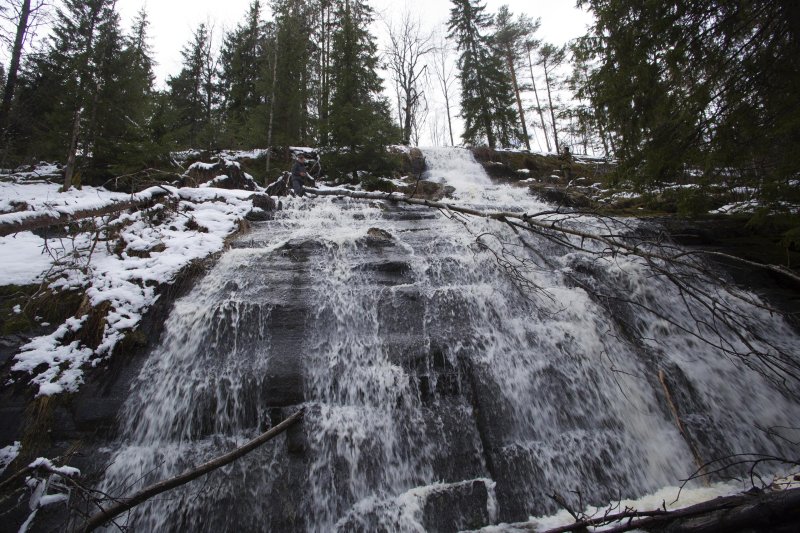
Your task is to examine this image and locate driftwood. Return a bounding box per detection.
[78,408,304,532]
[527,486,800,533]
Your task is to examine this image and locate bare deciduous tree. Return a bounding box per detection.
[431,33,457,146]
[383,10,434,145]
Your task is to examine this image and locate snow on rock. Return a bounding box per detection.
[0,441,21,475]
[7,184,256,396]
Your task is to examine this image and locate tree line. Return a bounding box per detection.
[0,0,578,186]
[0,0,796,198]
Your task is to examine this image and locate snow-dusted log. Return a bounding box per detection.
[534,486,800,533]
[0,188,171,237]
[79,408,304,532]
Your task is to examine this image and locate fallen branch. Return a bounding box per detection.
[522,486,800,533]
[308,187,800,285]
[79,408,304,532]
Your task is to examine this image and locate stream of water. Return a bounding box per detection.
[96,147,800,532]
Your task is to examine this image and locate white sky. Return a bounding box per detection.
[115,0,594,87]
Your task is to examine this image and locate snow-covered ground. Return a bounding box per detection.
[1,169,259,396]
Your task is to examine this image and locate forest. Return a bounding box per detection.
[0,0,795,212]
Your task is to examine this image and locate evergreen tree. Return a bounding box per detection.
[328,0,397,175]
[492,5,538,151]
[578,0,800,190]
[90,8,161,174]
[219,0,268,147]
[12,0,156,184]
[447,0,520,148]
[166,23,219,150]
[535,43,565,154]
[270,0,315,147]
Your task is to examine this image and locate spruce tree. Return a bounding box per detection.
[270,0,315,147]
[166,23,219,150]
[91,8,161,174]
[448,0,520,148]
[328,0,397,175]
[578,0,800,191]
[219,0,268,147]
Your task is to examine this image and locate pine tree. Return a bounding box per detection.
[492,6,538,151]
[448,0,520,149]
[328,0,397,175]
[535,43,565,154]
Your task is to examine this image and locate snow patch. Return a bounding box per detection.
[0,441,20,475]
[5,184,255,396]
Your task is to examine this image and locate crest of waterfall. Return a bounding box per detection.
[94,147,800,532]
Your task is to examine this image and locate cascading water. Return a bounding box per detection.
[95,147,800,531]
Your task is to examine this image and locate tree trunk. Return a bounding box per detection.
[444,89,454,146]
[63,107,84,192]
[506,49,530,151]
[543,59,559,154]
[476,70,495,149]
[0,0,32,133]
[403,87,413,145]
[527,44,551,152]
[63,3,103,192]
[265,34,279,177]
[0,187,172,237]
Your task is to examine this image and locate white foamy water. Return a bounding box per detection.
[93,147,800,532]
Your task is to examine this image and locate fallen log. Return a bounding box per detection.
[516,486,800,533]
[0,187,171,237]
[79,408,304,532]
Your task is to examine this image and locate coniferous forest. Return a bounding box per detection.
[0,0,797,211]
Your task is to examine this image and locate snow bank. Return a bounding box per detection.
[6,183,256,396]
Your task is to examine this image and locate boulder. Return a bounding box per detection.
[246,194,279,221]
[181,159,258,190]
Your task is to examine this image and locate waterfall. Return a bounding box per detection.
[95,147,800,531]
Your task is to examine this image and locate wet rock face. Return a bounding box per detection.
[405,179,456,201]
[422,479,494,532]
[530,185,592,208]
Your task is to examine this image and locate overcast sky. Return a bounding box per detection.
[115,0,594,86]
